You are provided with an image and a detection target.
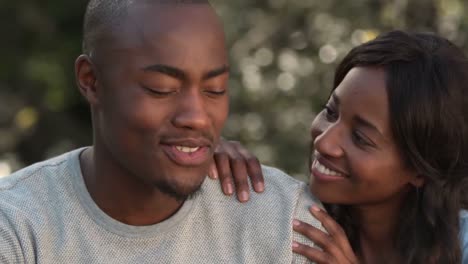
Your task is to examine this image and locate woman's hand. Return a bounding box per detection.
[293,206,359,264]
[208,139,265,203]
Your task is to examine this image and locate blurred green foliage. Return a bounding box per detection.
[1,0,468,180]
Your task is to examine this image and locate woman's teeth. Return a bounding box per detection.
[314,160,343,176]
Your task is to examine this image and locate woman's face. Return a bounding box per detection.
[309,67,423,206]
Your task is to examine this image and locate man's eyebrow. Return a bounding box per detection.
[141,64,229,81]
[203,65,230,80]
[142,64,186,80]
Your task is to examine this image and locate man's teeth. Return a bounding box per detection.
[175,146,200,153]
[314,161,342,176]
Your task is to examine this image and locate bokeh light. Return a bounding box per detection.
[2,0,468,178]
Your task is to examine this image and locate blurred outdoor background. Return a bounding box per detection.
[1,0,468,181]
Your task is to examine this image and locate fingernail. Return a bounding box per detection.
[293,220,300,227]
[211,170,218,179]
[311,205,321,212]
[226,183,233,195]
[255,183,265,192]
[292,242,299,248]
[239,191,249,202]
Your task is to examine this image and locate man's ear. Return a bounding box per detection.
[75,55,100,106]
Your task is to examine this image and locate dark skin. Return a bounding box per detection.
[208,140,265,202]
[76,3,229,226]
[213,67,424,263]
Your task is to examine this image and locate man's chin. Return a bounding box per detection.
[154,179,205,202]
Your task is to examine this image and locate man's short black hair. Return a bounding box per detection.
[82,0,210,56]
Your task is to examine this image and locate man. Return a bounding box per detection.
[0,0,322,263]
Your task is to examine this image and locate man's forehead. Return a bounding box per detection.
[112,2,223,46]
[141,0,209,3]
[83,0,214,56]
[127,2,217,27]
[95,3,227,70]
[106,5,220,47]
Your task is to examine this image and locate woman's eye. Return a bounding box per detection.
[323,105,338,121]
[352,130,373,147]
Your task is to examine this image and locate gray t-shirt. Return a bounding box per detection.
[0,148,323,263]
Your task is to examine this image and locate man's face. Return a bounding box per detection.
[92,4,229,199]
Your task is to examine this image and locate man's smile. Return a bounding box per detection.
[160,138,212,167]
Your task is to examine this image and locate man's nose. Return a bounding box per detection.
[172,89,210,131]
[313,123,345,158]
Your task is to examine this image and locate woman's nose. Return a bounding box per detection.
[312,122,345,158]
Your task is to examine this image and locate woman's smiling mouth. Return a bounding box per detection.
[311,158,348,182]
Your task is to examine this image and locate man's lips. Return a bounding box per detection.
[160,138,212,167]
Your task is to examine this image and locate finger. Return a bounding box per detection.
[309,206,355,258]
[230,157,250,203]
[214,153,234,196]
[292,242,334,264]
[245,157,264,193]
[207,161,218,179]
[293,220,344,259]
[231,142,264,193]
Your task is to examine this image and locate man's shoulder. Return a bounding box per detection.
[0,149,82,209]
[0,151,73,264]
[201,164,320,217]
[261,165,324,263]
[261,165,322,217]
[260,165,320,205]
[261,164,304,190]
[198,165,322,263]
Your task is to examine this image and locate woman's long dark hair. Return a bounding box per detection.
[324,31,468,263]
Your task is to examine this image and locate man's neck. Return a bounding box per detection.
[79,147,185,226]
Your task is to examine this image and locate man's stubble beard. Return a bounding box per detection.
[153,178,205,202]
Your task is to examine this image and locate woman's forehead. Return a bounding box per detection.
[334,67,392,137]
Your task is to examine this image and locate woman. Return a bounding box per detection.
[211,31,468,263]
